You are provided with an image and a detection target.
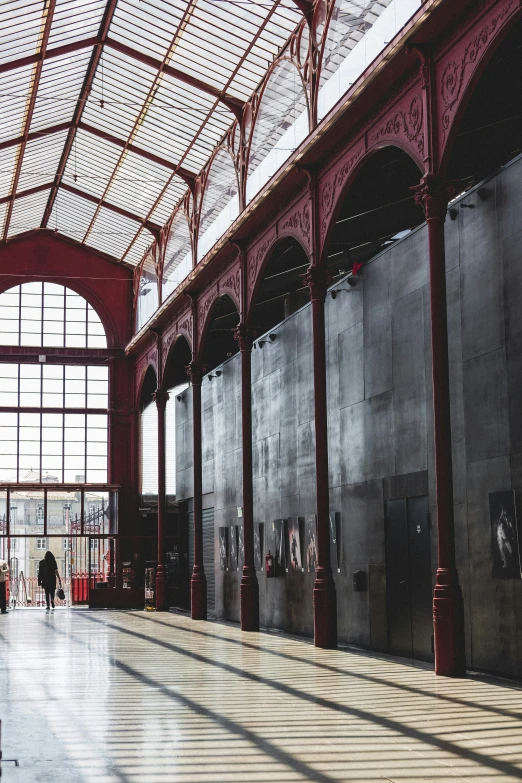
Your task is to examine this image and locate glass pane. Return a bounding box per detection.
[10,490,45,536]
[47,490,80,534]
[0,490,7,535]
[0,364,19,406]
[84,490,109,535]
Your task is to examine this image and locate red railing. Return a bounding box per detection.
[6,572,105,607]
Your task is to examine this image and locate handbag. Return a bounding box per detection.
[56,584,65,601]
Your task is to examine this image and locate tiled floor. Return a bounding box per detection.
[0,610,521,782]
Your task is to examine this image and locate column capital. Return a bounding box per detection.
[411,175,460,220]
[152,388,169,410]
[186,361,203,386]
[302,265,332,302]
[233,325,255,352]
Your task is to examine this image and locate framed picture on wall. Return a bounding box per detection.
[329,511,341,572]
[489,490,522,578]
[273,519,286,574]
[219,527,227,572]
[229,525,238,571]
[305,514,317,573]
[287,517,303,571]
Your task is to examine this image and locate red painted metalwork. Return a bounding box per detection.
[153,385,169,612]
[41,0,120,228]
[187,360,207,620]
[234,317,259,631]
[412,175,466,676]
[2,0,57,241]
[0,37,98,75]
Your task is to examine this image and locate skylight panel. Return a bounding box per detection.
[0,1,44,64]
[123,227,156,267]
[102,150,172,218]
[109,0,183,62]
[0,146,19,200]
[17,130,69,192]
[0,65,33,143]
[149,179,186,226]
[62,128,122,199]
[47,0,106,49]
[49,188,98,242]
[7,188,50,238]
[30,49,92,133]
[86,206,150,259]
[82,49,157,141]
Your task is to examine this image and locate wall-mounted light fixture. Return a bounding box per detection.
[448,208,458,220]
[268,334,277,342]
[176,394,184,402]
[215,370,222,377]
[330,288,353,299]
[460,202,475,209]
[208,373,215,381]
[477,187,491,201]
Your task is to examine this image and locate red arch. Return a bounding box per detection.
[246,233,311,325]
[162,332,192,380]
[136,362,158,408]
[437,2,522,175]
[197,292,240,362]
[318,142,423,263]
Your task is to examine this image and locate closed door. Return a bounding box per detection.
[385,496,433,662]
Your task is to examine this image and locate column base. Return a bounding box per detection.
[155,565,168,612]
[240,566,259,632]
[433,568,466,677]
[313,567,337,648]
[191,566,207,620]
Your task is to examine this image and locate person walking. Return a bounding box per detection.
[0,558,9,614]
[38,551,61,610]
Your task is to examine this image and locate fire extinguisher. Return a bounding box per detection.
[265,550,274,577]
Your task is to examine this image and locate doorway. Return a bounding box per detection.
[385,496,433,661]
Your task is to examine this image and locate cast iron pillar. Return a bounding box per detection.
[234,325,260,632]
[304,265,337,649]
[412,175,466,677]
[153,388,169,611]
[187,362,207,620]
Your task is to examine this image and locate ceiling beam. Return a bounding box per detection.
[3,0,57,241]
[0,122,71,152]
[289,0,314,20]
[78,122,196,184]
[0,37,97,75]
[60,182,161,236]
[105,37,244,121]
[0,183,52,206]
[41,0,120,228]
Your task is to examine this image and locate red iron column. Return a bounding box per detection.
[304,266,337,649]
[234,326,259,632]
[188,362,207,620]
[413,175,465,676]
[153,388,169,611]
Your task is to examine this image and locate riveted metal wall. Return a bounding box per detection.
[188,508,215,617]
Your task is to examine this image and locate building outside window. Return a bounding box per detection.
[36,538,47,550]
[37,505,44,520]
[63,538,69,551]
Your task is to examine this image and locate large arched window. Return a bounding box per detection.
[0,284,109,484]
[246,60,309,205]
[317,0,420,121]
[197,149,240,262]
[162,209,192,301]
[0,282,106,348]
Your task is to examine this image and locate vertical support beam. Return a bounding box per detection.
[187,362,207,619]
[303,265,337,649]
[234,326,259,631]
[412,175,466,677]
[153,387,169,611]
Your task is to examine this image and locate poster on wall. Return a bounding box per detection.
[287,517,303,571]
[238,524,245,570]
[229,525,238,571]
[329,512,341,572]
[219,527,227,572]
[305,514,317,573]
[273,519,286,574]
[489,491,522,578]
[254,523,264,570]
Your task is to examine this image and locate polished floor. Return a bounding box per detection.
[0,611,521,783]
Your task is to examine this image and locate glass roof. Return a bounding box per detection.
[0,0,301,263]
